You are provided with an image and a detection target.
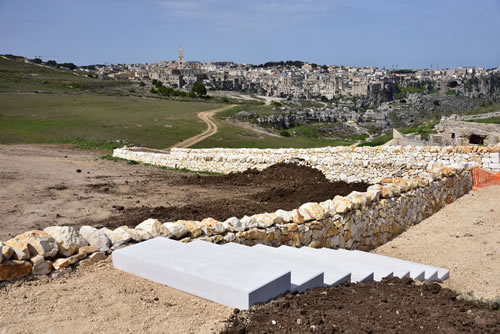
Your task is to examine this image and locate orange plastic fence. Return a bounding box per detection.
[471,167,500,188]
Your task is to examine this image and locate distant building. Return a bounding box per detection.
[178,47,184,70]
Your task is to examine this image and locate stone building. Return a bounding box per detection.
[435,120,500,146]
[390,119,500,147]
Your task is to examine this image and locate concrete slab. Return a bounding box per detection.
[250,244,353,285]
[192,241,323,293]
[348,250,444,281]
[311,247,409,279]
[301,247,395,281]
[112,238,291,309]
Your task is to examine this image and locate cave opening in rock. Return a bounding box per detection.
[469,134,485,145]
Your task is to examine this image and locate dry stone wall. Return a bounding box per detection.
[113,146,499,183]
[1,147,475,283]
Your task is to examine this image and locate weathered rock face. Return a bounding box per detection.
[44,226,89,257]
[0,260,32,280]
[79,226,111,251]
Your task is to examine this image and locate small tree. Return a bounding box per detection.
[191,81,207,97]
[33,58,42,64]
[46,60,57,67]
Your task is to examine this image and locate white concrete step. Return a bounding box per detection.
[203,242,324,293]
[275,245,374,283]
[112,238,291,309]
[298,247,394,281]
[319,248,410,279]
[187,240,323,293]
[346,250,446,281]
[245,244,354,284]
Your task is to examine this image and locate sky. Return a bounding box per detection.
[0,0,499,68]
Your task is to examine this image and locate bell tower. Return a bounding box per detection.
[178,47,184,69]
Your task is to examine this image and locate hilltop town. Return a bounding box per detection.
[92,48,500,101]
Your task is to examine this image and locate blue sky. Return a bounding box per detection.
[1,0,499,68]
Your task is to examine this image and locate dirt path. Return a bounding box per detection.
[375,186,500,300]
[170,105,237,148]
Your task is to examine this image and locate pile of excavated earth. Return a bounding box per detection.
[89,163,369,230]
[222,278,500,334]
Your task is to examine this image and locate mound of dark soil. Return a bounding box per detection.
[222,278,500,334]
[92,163,369,229]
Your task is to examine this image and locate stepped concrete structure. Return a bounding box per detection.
[113,238,449,309]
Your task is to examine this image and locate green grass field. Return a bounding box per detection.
[0,56,227,149]
[0,94,222,149]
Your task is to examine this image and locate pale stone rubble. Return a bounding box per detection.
[0,151,474,282]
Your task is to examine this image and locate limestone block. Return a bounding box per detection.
[4,239,30,260]
[347,192,367,209]
[223,217,242,232]
[0,243,13,262]
[291,209,305,224]
[319,200,336,216]
[176,220,202,238]
[298,202,325,221]
[200,218,226,235]
[223,232,236,243]
[8,230,58,259]
[274,210,293,223]
[163,222,189,239]
[31,256,53,275]
[79,252,107,267]
[135,218,168,237]
[44,226,88,257]
[380,186,393,198]
[365,190,380,203]
[100,228,115,243]
[79,226,111,252]
[53,252,86,270]
[107,227,135,244]
[240,215,257,229]
[0,260,32,280]
[78,245,99,256]
[333,196,352,214]
[132,228,153,241]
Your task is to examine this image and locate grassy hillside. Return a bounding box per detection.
[0,57,222,149]
[0,56,131,95]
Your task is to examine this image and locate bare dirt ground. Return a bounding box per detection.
[0,145,367,240]
[375,186,500,300]
[0,257,233,334]
[170,105,237,148]
[0,144,254,240]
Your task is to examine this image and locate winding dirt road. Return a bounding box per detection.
[170,105,236,148]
